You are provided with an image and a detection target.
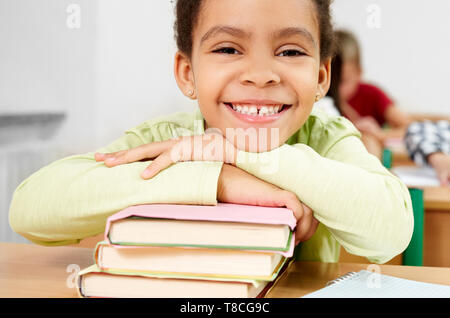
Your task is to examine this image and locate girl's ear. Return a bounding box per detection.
[316,58,332,100]
[174,51,197,99]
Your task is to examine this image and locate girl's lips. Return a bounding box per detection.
[222,102,292,124]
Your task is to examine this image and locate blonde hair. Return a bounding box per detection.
[335,29,361,67]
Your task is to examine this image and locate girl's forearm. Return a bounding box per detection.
[235,138,414,264]
[9,152,223,246]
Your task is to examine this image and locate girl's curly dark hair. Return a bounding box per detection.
[174,0,335,61]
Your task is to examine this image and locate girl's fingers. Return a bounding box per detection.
[280,192,303,221]
[279,192,306,245]
[95,151,122,162]
[141,149,177,180]
[301,216,319,242]
[295,204,313,243]
[94,153,106,161]
[98,139,178,167]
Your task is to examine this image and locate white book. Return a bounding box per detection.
[108,218,292,250]
[95,242,285,280]
[77,264,271,298]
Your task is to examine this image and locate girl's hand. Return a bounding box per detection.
[218,164,319,245]
[95,131,237,179]
[428,152,450,186]
[96,134,320,243]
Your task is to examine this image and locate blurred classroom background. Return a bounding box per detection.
[1,1,449,266]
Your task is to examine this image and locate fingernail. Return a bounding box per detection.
[141,169,152,179]
[106,157,116,164]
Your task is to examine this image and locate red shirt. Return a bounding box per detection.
[347,83,393,126]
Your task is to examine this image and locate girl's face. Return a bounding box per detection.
[175,0,331,151]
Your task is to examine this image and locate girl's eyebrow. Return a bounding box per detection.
[200,25,317,48]
[274,27,317,49]
[200,25,250,44]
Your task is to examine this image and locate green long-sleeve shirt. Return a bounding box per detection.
[9,108,414,264]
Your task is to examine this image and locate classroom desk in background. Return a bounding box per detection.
[380,139,450,268]
[409,113,450,123]
[422,186,450,267]
[390,148,415,167]
[1,242,450,298]
[383,139,415,167]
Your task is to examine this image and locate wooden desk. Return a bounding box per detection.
[383,140,415,167]
[421,186,450,267]
[266,261,450,298]
[1,242,450,298]
[424,186,450,211]
[409,113,450,122]
[0,242,92,297]
[391,151,415,166]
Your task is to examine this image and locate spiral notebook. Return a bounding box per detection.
[302,270,450,298]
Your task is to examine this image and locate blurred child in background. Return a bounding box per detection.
[405,120,450,186]
[335,30,412,159]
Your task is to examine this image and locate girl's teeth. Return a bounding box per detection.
[230,104,284,116]
[259,106,269,115]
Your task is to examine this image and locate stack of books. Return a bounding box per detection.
[76,203,297,298]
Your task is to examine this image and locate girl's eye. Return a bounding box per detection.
[277,49,306,57]
[212,47,240,55]
[212,47,305,57]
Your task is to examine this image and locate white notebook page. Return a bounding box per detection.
[391,166,440,187]
[302,270,450,298]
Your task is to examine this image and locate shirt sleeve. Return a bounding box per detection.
[404,121,450,166]
[236,117,414,264]
[371,85,393,122]
[9,126,223,246]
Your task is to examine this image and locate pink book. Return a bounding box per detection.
[104,203,297,257]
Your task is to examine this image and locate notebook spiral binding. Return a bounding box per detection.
[326,272,358,286]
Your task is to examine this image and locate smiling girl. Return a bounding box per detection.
[9,0,413,264]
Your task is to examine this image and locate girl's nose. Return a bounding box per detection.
[239,57,281,88]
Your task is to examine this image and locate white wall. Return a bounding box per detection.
[0,0,101,243]
[332,0,450,115]
[0,0,196,151]
[93,0,196,148]
[0,0,99,153]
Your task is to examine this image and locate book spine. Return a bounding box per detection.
[257,257,295,298]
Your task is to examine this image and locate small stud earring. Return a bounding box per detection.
[188,89,194,97]
[315,94,321,102]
